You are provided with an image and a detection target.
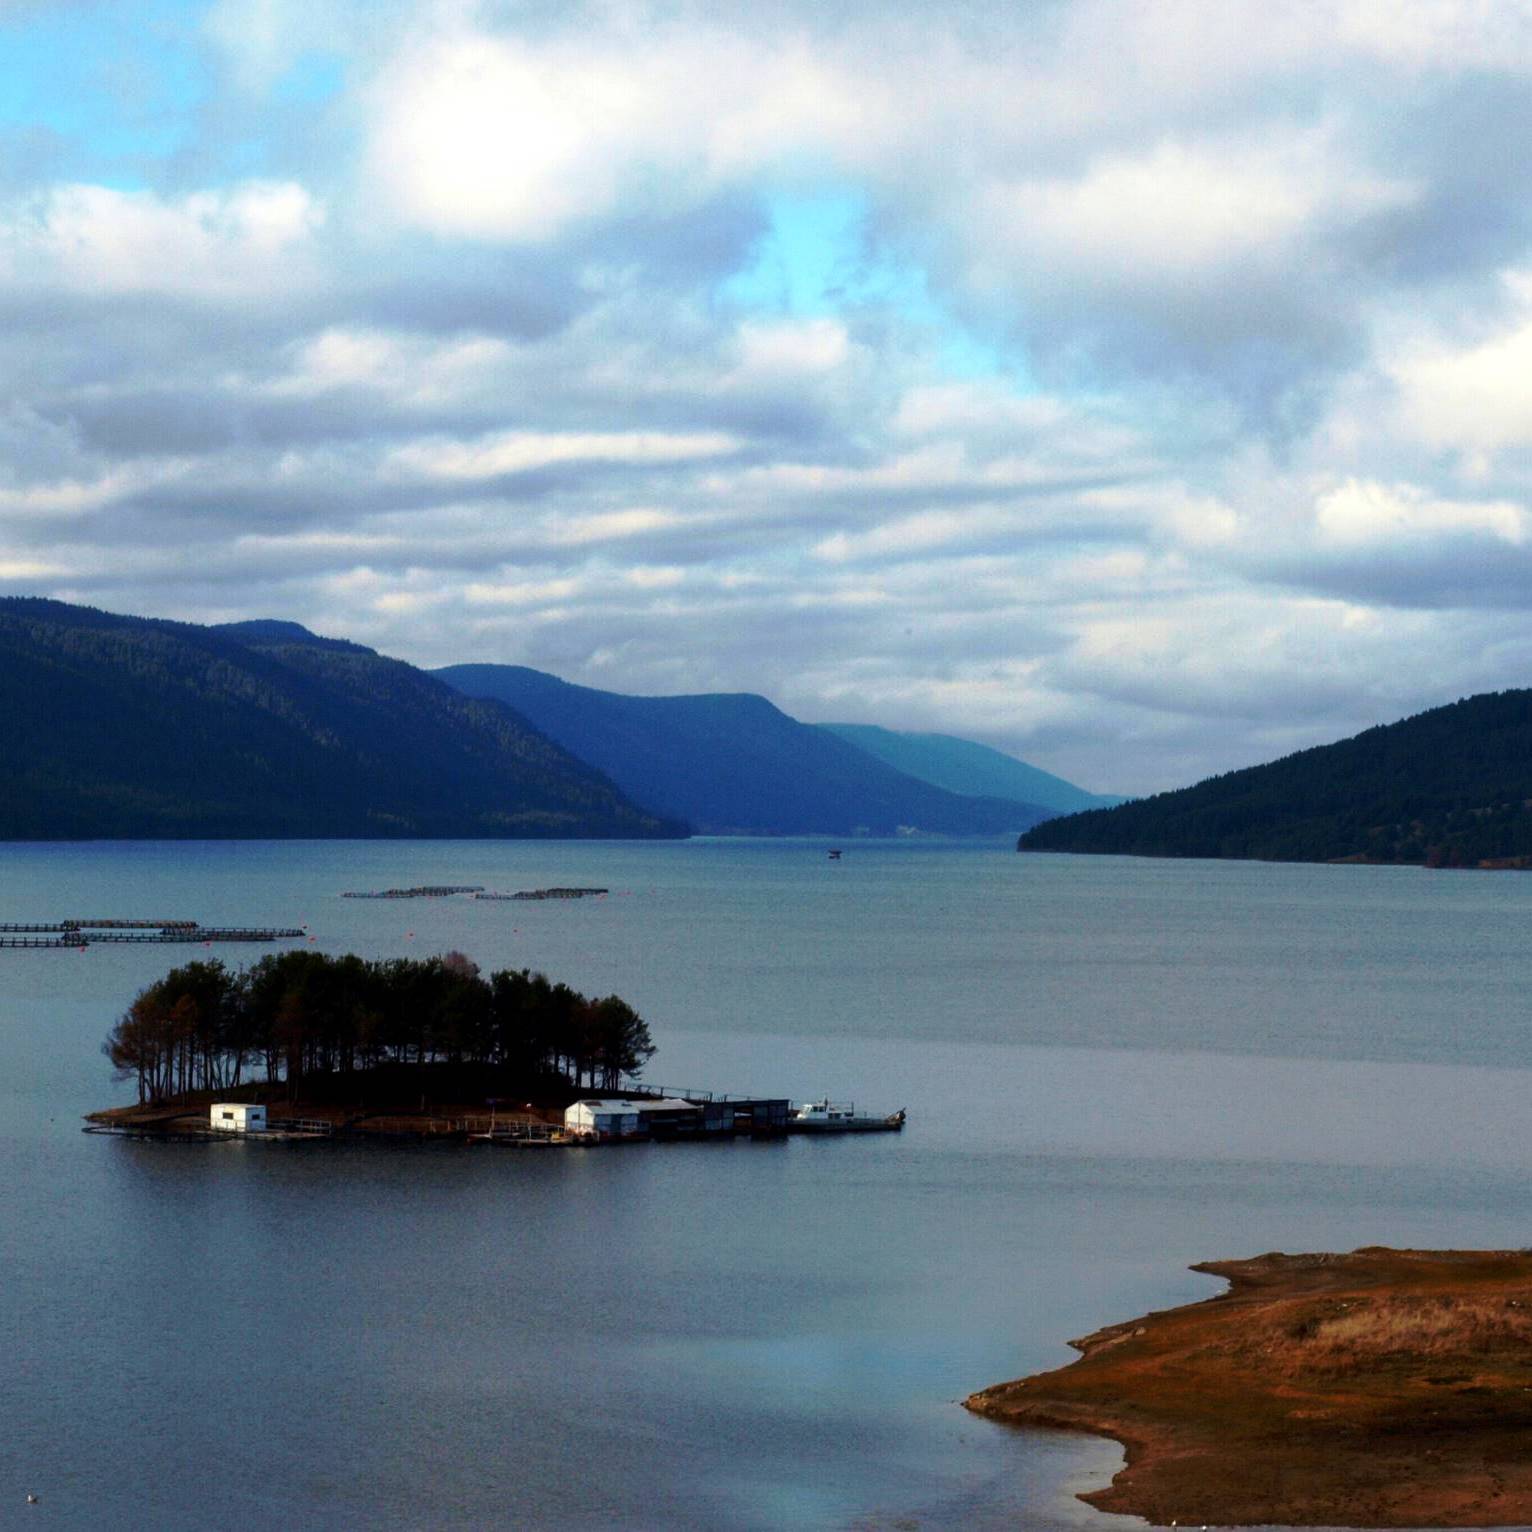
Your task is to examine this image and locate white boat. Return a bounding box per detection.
[789,1099,906,1133]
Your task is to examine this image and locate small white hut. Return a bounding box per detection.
[564,1099,642,1140]
[210,1102,267,1133]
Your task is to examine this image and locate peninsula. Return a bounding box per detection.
[967,1247,1532,1528]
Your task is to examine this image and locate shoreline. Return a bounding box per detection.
[966,1247,1532,1528]
[83,1097,561,1142]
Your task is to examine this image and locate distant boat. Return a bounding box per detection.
[789,1099,905,1133]
[828,849,843,860]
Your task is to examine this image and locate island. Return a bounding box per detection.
[966,1247,1532,1528]
[87,949,657,1138]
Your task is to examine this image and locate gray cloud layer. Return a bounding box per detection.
[6,0,1532,794]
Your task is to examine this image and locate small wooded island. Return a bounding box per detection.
[88,950,656,1136]
[967,1247,1532,1528]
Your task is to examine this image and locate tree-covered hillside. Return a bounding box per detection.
[0,598,681,839]
[1019,690,1532,866]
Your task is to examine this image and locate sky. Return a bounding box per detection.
[5,0,1532,795]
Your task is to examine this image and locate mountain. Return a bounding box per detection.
[435,664,1054,836]
[1018,690,1532,866]
[0,599,681,839]
[818,722,1122,815]
[211,619,372,655]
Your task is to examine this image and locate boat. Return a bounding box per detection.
[828,849,843,860]
[788,1099,906,1133]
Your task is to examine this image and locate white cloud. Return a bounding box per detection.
[625,565,686,589]
[383,429,738,482]
[0,182,324,298]
[1390,278,1532,457]
[367,27,889,241]
[0,459,194,518]
[545,509,684,546]
[268,326,526,410]
[981,133,1408,281]
[465,577,582,607]
[732,319,851,379]
[1332,0,1532,71]
[1314,479,1528,546]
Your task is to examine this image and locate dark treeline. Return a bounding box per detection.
[103,950,655,1105]
[1020,689,1532,867]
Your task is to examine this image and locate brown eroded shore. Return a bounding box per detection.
[965,1248,1532,1528]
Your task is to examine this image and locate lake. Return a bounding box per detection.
[5,838,1532,1530]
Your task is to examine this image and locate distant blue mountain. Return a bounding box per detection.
[435,664,1054,837]
[818,723,1122,815]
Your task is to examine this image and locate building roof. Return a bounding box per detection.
[567,1096,704,1117]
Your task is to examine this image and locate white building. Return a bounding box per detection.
[564,1097,705,1140]
[564,1099,643,1139]
[210,1102,267,1133]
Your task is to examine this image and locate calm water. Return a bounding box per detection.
[6,839,1532,1530]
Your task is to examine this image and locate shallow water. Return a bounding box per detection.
[4,840,1532,1529]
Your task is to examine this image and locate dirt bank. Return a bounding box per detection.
[966,1247,1532,1527]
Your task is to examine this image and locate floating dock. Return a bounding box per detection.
[469,1121,568,1147]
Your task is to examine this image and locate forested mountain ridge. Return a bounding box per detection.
[0,598,680,839]
[436,663,1054,836]
[1019,690,1532,866]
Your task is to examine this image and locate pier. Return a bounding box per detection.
[469,1120,566,1146]
[0,919,304,947]
[0,919,198,932]
[84,927,306,943]
[84,1118,335,1142]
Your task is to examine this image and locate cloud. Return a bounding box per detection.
[1314,479,1527,547]
[366,25,889,242]
[976,132,1413,284]
[382,429,740,483]
[1390,275,1532,458]
[0,180,324,297]
[9,0,1532,797]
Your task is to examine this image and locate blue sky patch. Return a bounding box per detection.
[721,187,1025,386]
[0,0,206,181]
[273,52,346,106]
